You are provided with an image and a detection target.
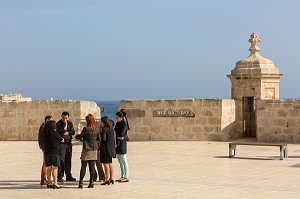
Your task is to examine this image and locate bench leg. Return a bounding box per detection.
[282,146,288,159]
[229,144,236,157]
[280,146,288,160]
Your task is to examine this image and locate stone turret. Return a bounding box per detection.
[227,33,283,138]
[228,32,282,100]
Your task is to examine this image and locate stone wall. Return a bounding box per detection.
[256,99,300,142]
[120,99,236,141]
[0,100,100,141]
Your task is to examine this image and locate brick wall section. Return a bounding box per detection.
[256,100,300,142]
[0,100,100,141]
[120,99,236,141]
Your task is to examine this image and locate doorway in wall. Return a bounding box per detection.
[243,97,256,137]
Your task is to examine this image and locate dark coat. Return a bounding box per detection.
[100,126,116,158]
[56,119,75,144]
[38,122,45,150]
[43,130,62,155]
[114,119,128,154]
[75,127,100,150]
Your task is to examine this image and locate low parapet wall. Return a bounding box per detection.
[120,99,236,141]
[0,100,100,141]
[256,99,300,142]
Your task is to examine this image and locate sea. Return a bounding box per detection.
[94,100,120,123]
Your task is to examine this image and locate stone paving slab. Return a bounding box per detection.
[0,141,300,199]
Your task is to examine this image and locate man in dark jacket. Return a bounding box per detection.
[56,111,76,182]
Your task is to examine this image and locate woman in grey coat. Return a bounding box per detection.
[75,114,100,188]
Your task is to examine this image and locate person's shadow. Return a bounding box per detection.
[0,180,76,189]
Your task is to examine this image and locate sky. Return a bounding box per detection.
[1,0,300,101]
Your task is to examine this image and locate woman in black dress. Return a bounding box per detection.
[43,120,64,189]
[100,116,116,185]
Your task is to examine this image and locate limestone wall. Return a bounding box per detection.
[120,99,236,141]
[0,100,100,141]
[256,99,300,142]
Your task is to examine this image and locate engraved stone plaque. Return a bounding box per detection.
[153,109,195,117]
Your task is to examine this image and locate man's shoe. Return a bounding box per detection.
[57,178,64,182]
[66,176,76,181]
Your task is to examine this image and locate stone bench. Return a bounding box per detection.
[229,142,288,160]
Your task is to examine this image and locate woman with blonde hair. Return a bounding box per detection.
[75,114,100,188]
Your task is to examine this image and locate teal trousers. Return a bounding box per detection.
[117,154,129,178]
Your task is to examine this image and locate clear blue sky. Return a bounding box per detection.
[1,0,300,101]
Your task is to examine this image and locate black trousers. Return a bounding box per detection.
[94,150,105,181]
[59,143,73,179]
[79,160,95,184]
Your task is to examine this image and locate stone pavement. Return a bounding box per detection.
[1,141,300,199]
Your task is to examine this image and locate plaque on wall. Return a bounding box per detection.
[153,109,195,117]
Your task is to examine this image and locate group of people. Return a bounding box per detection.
[38,110,129,189]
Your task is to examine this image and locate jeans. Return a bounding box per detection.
[117,154,129,178]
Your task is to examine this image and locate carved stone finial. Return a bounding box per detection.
[248,32,261,55]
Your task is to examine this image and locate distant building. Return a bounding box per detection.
[0,93,32,102]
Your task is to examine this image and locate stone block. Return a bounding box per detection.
[27,119,39,126]
[204,127,214,133]
[287,119,297,127]
[281,134,294,142]
[196,117,206,125]
[207,132,228,141]
[289,109,299,117]
[134,132,152,141]
[191,126,202,133]
[120,100,135,108]
[207,117,221,125]
[277,109,288,117]
[149,126,161,133]
[170,118,179,126]
[202,110,214,117]
[193,99,203,108]
[183,118,196,125]
[203,99,221,107]
[127,109,145,118]
[283,128,296,134]
[177,99,194,108]
[274,119,286,126]
[146,100,164,108]
[164,100,177,107]
[139,126,150,133]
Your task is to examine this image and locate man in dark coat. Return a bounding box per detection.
[56,111,76,182]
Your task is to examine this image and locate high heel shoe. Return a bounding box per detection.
[52,184,61,189]
[78,184,83,189]
[101,180,110,185]
[87,183,94,188]
[109,180,114,185]
[46,184,53,188]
